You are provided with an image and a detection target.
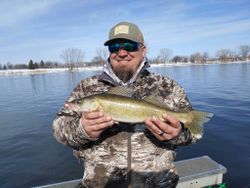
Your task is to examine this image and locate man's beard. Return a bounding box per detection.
[113,68,134,83]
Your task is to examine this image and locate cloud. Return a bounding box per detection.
[1,0,250,63]
[138,2,250,46]
[0,0,61,27]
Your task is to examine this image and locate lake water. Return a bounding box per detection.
[0,63,249,188]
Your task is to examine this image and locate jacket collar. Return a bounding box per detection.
[98,58,150,86]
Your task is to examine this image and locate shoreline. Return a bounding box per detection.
[0,66,102,76]
[0,61,249,76]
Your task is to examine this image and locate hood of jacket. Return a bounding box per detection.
[98,57,150,86]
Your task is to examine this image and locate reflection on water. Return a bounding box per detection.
[0,64,249,188]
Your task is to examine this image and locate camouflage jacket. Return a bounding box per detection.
[52,61,196,188]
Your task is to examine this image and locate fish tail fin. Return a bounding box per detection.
[187,111,214,139]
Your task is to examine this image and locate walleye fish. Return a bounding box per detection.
[68,87,213,139]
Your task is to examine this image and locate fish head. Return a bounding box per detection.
[78,96,99,111]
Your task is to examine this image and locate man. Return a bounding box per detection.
[52,21,197,188]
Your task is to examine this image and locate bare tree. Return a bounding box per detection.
[172,55,184,63]
[216,49,232,62]
[61,48,85,71]
[190,52,203,63]
[229,50,238,62]
[202,52,209,63]
[238,45,250,60]
[158,48,173,65]
[95,48,109,66]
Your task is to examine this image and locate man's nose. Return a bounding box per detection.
[117,48,129,56]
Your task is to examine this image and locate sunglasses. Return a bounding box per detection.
[108,42,141,53]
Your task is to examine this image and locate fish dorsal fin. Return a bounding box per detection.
[106,86,135,97]
[143,95,172,110]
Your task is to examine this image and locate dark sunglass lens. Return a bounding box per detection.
[108,44,121,53]
[124,43,139,52]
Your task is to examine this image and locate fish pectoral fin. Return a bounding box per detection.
[106,86,135,97]
[96,104,103,111]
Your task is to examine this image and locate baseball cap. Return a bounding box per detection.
[104,21,144,46]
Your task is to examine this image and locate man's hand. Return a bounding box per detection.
[81,110,114,138]
[145,113,182,141]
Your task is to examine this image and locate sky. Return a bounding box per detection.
[1,0,250,64]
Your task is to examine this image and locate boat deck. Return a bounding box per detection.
[35,155,227,188]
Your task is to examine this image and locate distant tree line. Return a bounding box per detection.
[153,44,250,65]
[1,44,250,71]
[0,60,65,70]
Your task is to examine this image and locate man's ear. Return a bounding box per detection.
[142,46,147,57]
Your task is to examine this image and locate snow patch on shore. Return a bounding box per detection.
[0,66,102,76]
[1,61,249,76]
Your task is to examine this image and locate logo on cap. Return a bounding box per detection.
[114,25,129,35]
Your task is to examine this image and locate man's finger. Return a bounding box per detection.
[91,120,114,131]
[85,117,114,131]
[150,116,173,134]
[163,113,180,128]
[145,117,165,135]
[146,123,173,141]
[87,116,112,126]
[84,110,103,119]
